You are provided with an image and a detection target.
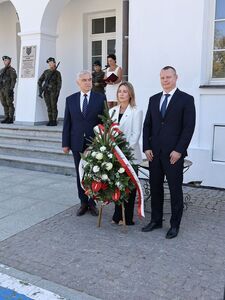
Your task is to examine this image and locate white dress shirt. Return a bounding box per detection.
[80,91,91,112]
[159,87,177,110]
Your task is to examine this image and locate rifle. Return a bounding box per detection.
[39,62,60,98]
[0,66,9,90]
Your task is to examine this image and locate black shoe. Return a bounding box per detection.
[1,117,9,124]
[51,120,57,126]
[89,205,99,216]
[142,221,162,232]
[6,118,13,124]
[76,204,88,216]
[166,227,179,239]
[46,121,52,126]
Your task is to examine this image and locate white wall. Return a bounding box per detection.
[129,0,225,188]
[0,1,19,116]
[56,0,123,118]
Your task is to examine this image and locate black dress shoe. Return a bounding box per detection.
[76,204,88,216]
[142,221,162,232]
[89,205,99,216]
[166,227,179,239]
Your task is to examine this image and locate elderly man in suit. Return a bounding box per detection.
[62,70,106,216]
[142,66,196,238]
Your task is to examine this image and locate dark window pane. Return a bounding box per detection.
[92,41,102,56]
[107,39,116,55]
[106,17,116,33]
[92,18,104,34]
[214,21,225,49]
[212,51,225,78]
[215,0,225,19]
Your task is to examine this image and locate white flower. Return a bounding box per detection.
[116,181,123,189]
[108,153,113,159]
[93,166,100,173]
[118,167,125,174]
[91,151,97,158]
[101,174,108,180]
[100,146,106,152]
[101,162,106,167]
[105,162,113,171]
[96,152,103,160]
[93,126,100,134]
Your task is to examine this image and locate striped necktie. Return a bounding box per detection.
[82,94,88,117]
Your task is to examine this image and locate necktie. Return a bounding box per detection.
[161,94,170,118]
[82,94,88,117]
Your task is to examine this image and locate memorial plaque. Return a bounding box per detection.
[21,46,36,78]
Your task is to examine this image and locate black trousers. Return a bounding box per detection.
[149,153,184,228]
[72,142,95,207]
[112,165,138,225]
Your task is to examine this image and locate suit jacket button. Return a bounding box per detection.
[161,122,164,125]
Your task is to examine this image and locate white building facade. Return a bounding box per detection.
[0,0,225,188]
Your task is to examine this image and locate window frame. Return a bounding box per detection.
[88,11,116,70]
[202,0,225,85]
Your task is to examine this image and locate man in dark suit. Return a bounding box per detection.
[62,70,106,216]
[142,66,196,238]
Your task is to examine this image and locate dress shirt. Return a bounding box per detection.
[80,91,91,112]
[159,87,177,110]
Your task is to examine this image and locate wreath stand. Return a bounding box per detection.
[97,202,127,231]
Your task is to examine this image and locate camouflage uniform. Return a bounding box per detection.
[92,70,105,94]
[0,57,17,124]
[38,57,62,126]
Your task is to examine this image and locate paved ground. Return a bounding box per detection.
[0,166,225,300]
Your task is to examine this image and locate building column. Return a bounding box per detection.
[15,32,57,125]
[122,0,129,81]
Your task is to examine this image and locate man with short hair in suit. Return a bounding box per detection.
[142,66,196,238]
[62,70,106,216]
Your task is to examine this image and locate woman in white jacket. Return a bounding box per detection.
[109,81,143,225]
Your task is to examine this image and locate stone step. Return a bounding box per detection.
[0,154,75,176]
[0,124,63,139]
[0,143,74,163]
[0,133,61,148]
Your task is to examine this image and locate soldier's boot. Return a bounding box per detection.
[1,117,9,124]
[46,121,53,126]
[7,118,14,124]
[6,114,14,124]
[46,112,53,126]
[51,120,57,126]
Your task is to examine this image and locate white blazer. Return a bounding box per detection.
[109,104,143,164]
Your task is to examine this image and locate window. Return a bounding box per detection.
[212,0,225,78]
[89,14,116,69]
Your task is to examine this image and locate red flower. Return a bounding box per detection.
[101,183,108,190]
[112,188,121,202]
[91,181,102,192]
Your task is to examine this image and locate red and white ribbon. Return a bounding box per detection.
[79,123,145,218]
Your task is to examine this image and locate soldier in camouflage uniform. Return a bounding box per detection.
[92,60,105,95]
[0,56,17,124]
[38,57,62,126]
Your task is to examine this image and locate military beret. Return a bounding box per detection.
[93,60,101,66]
[2,56,11,61]
[46,57,56,63]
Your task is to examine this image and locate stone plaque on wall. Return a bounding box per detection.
[21,46,36,78]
